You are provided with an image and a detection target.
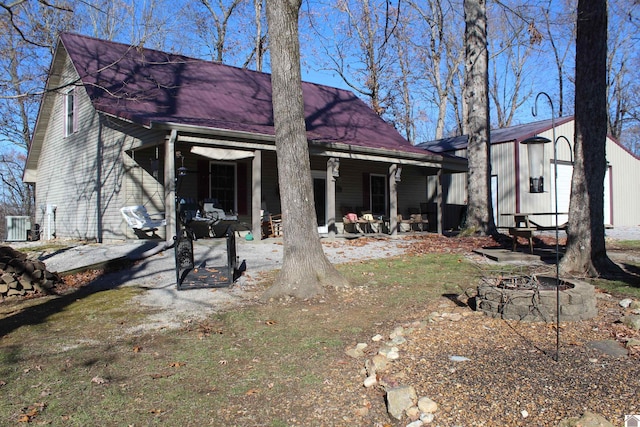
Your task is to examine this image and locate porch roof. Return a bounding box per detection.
[417,117,575,153]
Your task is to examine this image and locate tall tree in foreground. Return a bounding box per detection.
[560,0,617,276]
[263,0,349,299]
[462,0,496,235]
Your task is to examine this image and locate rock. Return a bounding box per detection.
[389,335,407,345]
[390,326,405,339]
[417,397,438,413]
[442,312,463,321]
[363,375,377,388]
[370,354,388,373]
[630,300,640,310]
[420,413,435,423]
[557,411,614,427]
[354,406,369,417]
[405,420,423,427]
[386,385,417,420]
[626,338,640,348]
[406,406,420,420]
[449,355,471,362]
[372,334,384,342]
[379,345,400,360]
[586,340,628,358]
[621,315,640,330]
[619,298,633,308]
[345,342,368,358]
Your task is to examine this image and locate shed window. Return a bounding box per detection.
[64,88,77,136]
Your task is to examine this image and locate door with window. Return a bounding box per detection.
[312,171,327,233]
[209,163,236,212]
[370,174,387,215]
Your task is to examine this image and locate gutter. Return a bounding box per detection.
[152,121,467,172]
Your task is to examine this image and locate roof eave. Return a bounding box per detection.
[152,120,466,170]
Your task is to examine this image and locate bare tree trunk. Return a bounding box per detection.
[560,0,617,276]
[463,0,496,235]
[263,0,349,300]
[254,0,264,72]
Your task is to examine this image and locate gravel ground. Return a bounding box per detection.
[40,235,420,332]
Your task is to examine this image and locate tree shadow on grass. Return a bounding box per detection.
[0,242,173,339]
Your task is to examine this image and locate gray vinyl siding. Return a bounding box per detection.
[35,52,167,242]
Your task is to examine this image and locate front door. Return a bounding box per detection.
[370,174,387,215]
[209,163,236,212]
[312,171,327,233]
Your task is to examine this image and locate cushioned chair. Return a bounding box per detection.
[120,206,166,230]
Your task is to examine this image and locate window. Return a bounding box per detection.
[209,163,236,212]
[64,87,76,136]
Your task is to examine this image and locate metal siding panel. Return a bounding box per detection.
[606,139,640,226]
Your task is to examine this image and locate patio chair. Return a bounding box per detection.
[265,213,283,237]
[120,206,166,230]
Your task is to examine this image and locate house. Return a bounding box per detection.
[24,33,466,243]
[418,117,640,230]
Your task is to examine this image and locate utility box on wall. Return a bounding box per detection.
[6,216,31,242]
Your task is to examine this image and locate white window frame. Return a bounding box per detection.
[64,87,77,136]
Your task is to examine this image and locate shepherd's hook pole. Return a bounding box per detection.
[532,91,560,362]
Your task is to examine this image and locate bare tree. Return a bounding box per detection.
[309,0,400,116]
[560,0,617,276]
[605,0,639,145]
[264,0,348,299]
[488,2,537,128]
[0,1,75,224]
[409,0,464,140]
[463,0,496,235]
[540,0,576,118]
[196,0,245,62]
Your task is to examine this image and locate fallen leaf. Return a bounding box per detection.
[91,376,108,385]
[245,388,260,395]
[133,346,142,353]
[169,362,186,368]
[150,372,175,379]
[265,320,277,325]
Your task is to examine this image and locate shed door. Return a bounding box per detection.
[553,164,611,226]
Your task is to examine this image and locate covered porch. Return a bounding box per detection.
[123,127,467,243]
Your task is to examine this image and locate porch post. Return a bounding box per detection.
[252,149,262,240]
[436,169,443,234]
[164,130,178,245]
[389,164,398,236]
[326,158,338,237]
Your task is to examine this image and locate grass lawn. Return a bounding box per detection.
[1,241,638,426]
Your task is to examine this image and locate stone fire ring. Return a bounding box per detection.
[476,276,598,322]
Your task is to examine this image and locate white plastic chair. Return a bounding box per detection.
[120,206,166,230]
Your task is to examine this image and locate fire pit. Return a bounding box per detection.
[476,275,597,322]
